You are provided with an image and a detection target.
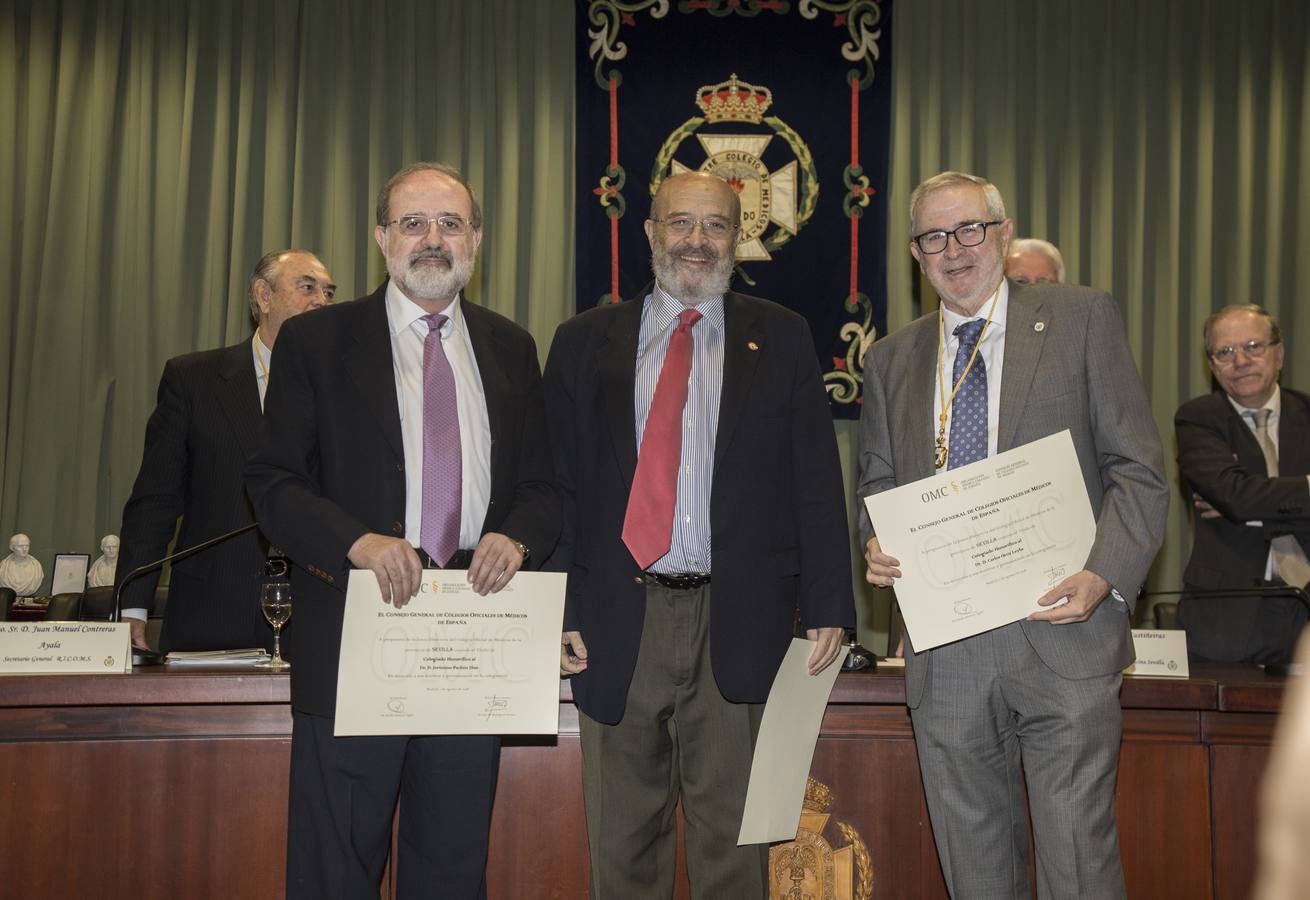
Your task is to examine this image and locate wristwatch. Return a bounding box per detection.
[512,539,530,561]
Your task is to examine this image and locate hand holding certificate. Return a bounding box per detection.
[862,430,1096,649]
[334,569,566,736]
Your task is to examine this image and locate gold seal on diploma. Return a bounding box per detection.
[769,777,872,900]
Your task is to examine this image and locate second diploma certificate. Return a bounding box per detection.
[334,569,566,736]
[862,430,1096,650]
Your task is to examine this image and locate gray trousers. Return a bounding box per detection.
[910,621,1126,900]
[579,582,768,900]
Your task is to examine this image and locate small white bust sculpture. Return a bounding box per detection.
[0,533,44,597]
[87,534,121,588]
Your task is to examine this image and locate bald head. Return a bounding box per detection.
[651,172,742,222]
[644,172,741,304]
[1005,238,1065,285]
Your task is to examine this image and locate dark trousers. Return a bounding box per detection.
[579,582,768,900]
[286,710,500,900]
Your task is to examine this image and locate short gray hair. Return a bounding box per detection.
[1009,237,1066,283]
[1202,304,1282,353]
[909,171,1007,232]
[247,248,316,322]
[375,162,483,230]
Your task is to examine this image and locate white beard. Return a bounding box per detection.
[651,241,734,303]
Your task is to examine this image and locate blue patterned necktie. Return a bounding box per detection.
[948,319,988,469]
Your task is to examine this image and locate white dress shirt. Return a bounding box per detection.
[385,282,492,553]
[1227,387,1310,579]
[252,333,271,411]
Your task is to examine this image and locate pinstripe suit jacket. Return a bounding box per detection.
[858,282,1168,707]
[115,342,272,653]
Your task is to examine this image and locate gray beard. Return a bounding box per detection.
[651,244,733,303]
[389,255,473,304]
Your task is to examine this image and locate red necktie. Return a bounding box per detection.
[622,308,702,570]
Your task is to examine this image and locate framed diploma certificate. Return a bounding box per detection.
[334,569,567,736]
[863,430,1096,650]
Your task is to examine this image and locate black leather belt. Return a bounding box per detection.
[417,547,476,569]
[645,572,711,590]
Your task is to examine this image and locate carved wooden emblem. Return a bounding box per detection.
[769,777,872,900]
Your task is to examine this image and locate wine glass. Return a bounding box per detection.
[256,581,291,670]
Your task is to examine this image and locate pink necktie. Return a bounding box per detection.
[622,308,702,570]
[421,313,461,566]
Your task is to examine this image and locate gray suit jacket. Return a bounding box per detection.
[857,282,1168,707]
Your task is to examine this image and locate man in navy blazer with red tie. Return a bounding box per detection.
[545,172,853,899]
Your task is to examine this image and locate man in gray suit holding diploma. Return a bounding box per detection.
[857,171,1168,900]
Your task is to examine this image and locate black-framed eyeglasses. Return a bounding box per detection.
[912,220,1003,255]
[1209,339,1279,365]
[650,215,740,240]
[389,214,474,237]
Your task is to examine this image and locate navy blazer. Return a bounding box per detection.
[544,289,855,725]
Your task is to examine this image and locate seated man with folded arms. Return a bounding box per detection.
[1177,304,1310,665]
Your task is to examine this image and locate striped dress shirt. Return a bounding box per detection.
[633,285,725,575]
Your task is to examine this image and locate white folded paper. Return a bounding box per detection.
[738,638,843,845]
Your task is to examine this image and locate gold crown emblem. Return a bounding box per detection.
[695,74,772,124]
[801,776,833,812]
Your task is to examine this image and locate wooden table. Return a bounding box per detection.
[0,664,1282,898]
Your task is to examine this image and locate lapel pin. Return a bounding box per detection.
[748,341,759,351]
[1034,322,1046,332]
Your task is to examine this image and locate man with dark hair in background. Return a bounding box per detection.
[115,248,335,652]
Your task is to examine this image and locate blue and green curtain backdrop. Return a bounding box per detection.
[575,0,893,418]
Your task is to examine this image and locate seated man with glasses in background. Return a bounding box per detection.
[1177,304,1310,665]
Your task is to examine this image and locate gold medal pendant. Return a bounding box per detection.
[934,414,949,470]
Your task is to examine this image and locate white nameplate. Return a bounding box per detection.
[1124,629,1189,678]
[0,622,132,674]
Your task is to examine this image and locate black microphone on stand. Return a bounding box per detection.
[112,522,262,665]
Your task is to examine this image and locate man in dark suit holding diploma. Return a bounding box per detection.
[247,163,557,899]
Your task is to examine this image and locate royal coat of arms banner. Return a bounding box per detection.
[576,0,893,417]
